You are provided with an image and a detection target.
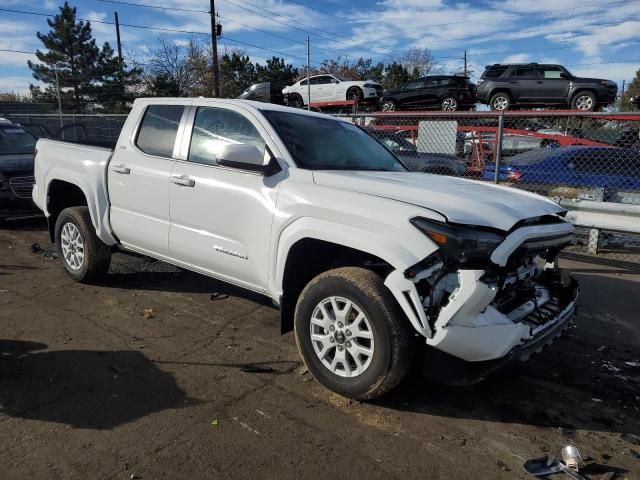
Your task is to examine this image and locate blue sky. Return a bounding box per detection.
[1,0,639,93]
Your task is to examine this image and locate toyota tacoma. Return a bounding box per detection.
[32,98,578,399]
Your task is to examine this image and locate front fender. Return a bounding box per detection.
[271,217,434,298]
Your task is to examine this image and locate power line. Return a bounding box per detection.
[219,36,321,65]
[218,0,352,41]
[96,0,208,13]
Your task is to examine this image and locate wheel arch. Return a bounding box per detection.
[44,170,116,246]
[272,217,438,335]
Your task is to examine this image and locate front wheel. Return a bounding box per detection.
[294,267,413,400]
[441,96,458,111]
[55,206,111,283]
[571,91,596,111]
[380,99,396,112]
[347,87,362,102]
[288,93,304,109]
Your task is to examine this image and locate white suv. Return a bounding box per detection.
[283,74,383,107]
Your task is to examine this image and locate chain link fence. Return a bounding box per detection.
[341,110,640,264]
[4,113,127,145]
[6,111,639,264]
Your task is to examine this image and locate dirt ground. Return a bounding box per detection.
[1,220,639,480]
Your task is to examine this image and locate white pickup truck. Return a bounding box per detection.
[33,98,578,399]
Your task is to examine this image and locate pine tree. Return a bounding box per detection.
[28,2,138,112]
[620,68,640,111]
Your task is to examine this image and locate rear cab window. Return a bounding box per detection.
[135,104,185,158]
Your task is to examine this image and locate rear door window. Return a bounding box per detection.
[136,105,185,158]
[511,67,539,78]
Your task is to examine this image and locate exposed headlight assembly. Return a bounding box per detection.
[411,217,505,266]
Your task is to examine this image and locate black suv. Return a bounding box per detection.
[477,63,617,111]
[380,75,476,112]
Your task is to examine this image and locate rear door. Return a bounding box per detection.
[507,66,540,102]
[108,102,188,257]
[168,104,281,291]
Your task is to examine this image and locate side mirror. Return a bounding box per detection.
[217,143,280,175]
[560,72,571,80]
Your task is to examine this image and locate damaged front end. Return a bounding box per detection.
[385,215,579,366]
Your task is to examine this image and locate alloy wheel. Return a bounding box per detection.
[493,96,509,110]
[60,222,85,271]
[575,95,594,111]
[442,97,458,111]
[309,296,374,378]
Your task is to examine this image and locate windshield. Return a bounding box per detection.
[0,125,36,155]
[263,110,407,171]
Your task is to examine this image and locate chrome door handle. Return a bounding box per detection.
[112,164,130,174]
[171,175,195,187]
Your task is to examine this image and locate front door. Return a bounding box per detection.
[108,102,187,257]
[168,105,280,291]
[535,66,571,102]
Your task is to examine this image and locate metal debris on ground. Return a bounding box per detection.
[624,361,640,368]
[210,293,228,301]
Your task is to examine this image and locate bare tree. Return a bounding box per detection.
[400,48,436,78]
[129,34,198,96]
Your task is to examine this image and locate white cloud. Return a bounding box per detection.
[502,53,531,63]
[0,76,36,94]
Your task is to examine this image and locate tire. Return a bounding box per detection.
[441,96,458,112]
[490,92,511,111]
[347,87,363,102]
[288,93,304,109]
[294,267,413,400]
[380,99,396,112]
[571,91,596,111]
[55,206,111,283]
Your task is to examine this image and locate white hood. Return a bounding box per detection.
[312,171,565,231]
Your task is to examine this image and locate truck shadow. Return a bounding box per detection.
[0,340,190,430]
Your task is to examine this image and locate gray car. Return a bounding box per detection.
[365,129,467,176]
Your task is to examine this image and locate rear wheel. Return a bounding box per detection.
[571,91,596,111]
[490,92,511,111]
[441,96,458,112]
[55,206,111,283]
[294,267,413,400]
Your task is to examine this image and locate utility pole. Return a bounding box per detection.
[210,0,220,97]
[306,35,311,111]
[114,12,123,66]
[114,12,124,107]
[54,68,63,128]
[464,50,467,77]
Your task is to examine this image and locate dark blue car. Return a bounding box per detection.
[483,146,640,190]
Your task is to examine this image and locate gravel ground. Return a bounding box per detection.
[1,220,639,480]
